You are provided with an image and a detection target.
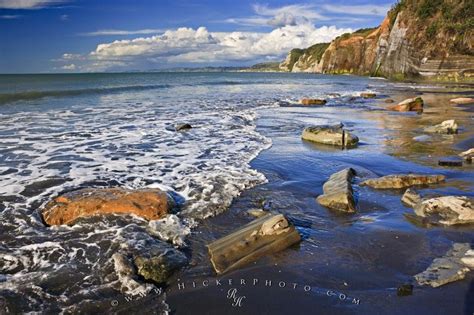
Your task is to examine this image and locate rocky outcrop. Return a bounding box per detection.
[316,168,357,212]
[361,174,445,189]
[415,243,472,288]
[42,188,174,225]
[280,0,474,81]
[301,124,359,148]
[279,43,330,72]
[387,97,424,112]
[424,120,458,134]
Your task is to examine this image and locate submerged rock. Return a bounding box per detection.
[360,93,376,99]
[175,123,192,131]
[415,243,472,288]
[384,98,395,103]
[424,119,458,134]
[316,168,357,213]
[397,284,413,296]
[401,188,422,208]
[134,245,188,283]
[300,98,327,105]
[459,148,474,162]
[361,174,445,189]
[414,196,474,225]
[438,157,463,167]
[301,124,359,148]
[388,97,424,112]
[42,188,174,225]
[450,97,474,105]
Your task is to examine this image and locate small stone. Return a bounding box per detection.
[175,123,192,131]
[401,189,422,208]
[397,284,413,296]
[450,97,474,105]
[459,148,474,162]
[438,157,463,167]
[360,93,376,99]
[300,98,327,105]
[247,209,268,218]
[385,99,395,103]
[424,120,458,134]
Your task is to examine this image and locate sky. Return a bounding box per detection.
[0,0,396,73]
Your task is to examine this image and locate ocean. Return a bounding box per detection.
[0,73,473,314]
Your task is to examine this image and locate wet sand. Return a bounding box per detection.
[165,86,474,314]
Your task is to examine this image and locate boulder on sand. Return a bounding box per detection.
[388,97,424,112]
[424,119,458,134]
[415,243,472,288]
[361,174,445,189]
[42,188,174,225]
[316,168,357,212]
[300,98,327,105]
[450,97,474,105]
[301,124,359,148]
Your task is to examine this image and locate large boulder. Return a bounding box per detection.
[42,188,174,225]
[361,174,445,189]
[414,196,474,226]
[415,243,472,288]
[424,119,458,134]
[450,97,474,105]
[302,124,359,148]
[300,98,327,105]
[316,168,357,212]
[388,97,424,112]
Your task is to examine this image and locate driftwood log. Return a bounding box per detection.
[207,213,301,275]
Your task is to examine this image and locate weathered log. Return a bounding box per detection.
[207,213,301,275]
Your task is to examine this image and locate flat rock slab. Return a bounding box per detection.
[361,174,445,189]
[450,97,474,105]
[207,213,301,275]
[302,124,359,148]
[42,187,174,225]
[414,196,474,225]
[300,98,327,105]
[438,157,463,167]
[424,119,458,134]
[415,243,472,288]
[316,168,357,212]
[388,97,424,112]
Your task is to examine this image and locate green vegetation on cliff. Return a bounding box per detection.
[284,43,330,71]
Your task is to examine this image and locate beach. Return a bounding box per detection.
[0,72,473,314]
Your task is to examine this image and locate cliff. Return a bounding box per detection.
[280,0,474,81]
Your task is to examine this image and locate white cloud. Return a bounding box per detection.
[80,29,165,36]
[0,0,67,9]
[322,4,392,16]
[62,23,351,71]
[61,63,76,70]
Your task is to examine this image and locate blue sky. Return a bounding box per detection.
[0,0,396,73]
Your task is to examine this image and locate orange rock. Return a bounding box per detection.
[42,188,173,226]
[300,98,327,105]
[388,97,424,112]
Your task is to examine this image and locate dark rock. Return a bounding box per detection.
[438,157,463,167]
[175,123,192,131]
[397,284,413,296]
[134,245,188,283]
[316,168,357,213]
